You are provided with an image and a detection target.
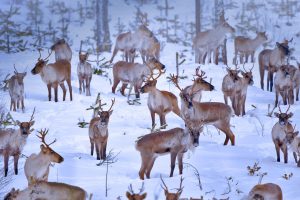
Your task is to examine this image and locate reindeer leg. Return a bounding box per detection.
[66,79,73,101]
[10,99,13,111]
[112,79,120,94]
[95,143,100,160]
[134,85,140,99]
[160,114,166,129]
[79,78,82,94]
[102,141,107,160]
[13,100,16,111]
[120,83,127,96]
[251,52,254,63]
[54,83,58,102]
[293,152,298,163]
[14,154,19,175]
[59,83,66,101]
[275,141,281,162]
[282,144,288,164]
[82,79,86,93]
[47,84,51,101]
[275,90,279,107]
[139,153,150,180]
[90,138,94,156]
[177,153,184,175]
[170,151,178,177]
[150,110,155,128]
[4,152,9,177]
[270,72,274,92]
[215,123,235,146]
[296,86,299,101]
[145,157,156,179]
[17,100,19,109]
[267,71,270,91]
[86,77,91,96]
[21,97,25,112]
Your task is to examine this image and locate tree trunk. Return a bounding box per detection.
[102,0,111,52]
[195,0,201,34]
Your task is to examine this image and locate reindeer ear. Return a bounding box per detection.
[294,131,299,136]
[126,192,131,199]
[276,42,280,47]
[274,112,280,118]
[288,112,294,118]
[40,144,47,152]
[45,60,49,65]
[109,110,113,116]
[30,121,35,127]
[141,193,147,199]
[164,189,168,195]
[152,79,157,85]
[16,120,21,126]
[241,71,246,76]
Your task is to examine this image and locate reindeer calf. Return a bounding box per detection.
[0,109,35,176]
[4,181,92,200]
[284,126,300,167]
[89,98,115,160]
[77,52,92,96]
[222,67,241,109]
[24,129,63,185]
[245,183,283,200]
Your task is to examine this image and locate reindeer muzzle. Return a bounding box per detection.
[31,68,37,75]
[193,138,199,147]
[161,64,166,70]
[58,156,64,163]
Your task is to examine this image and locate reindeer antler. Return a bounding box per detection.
[138,182,145,194]
[44,49,53,60]
[37,48,42,60]
[169,74,183,91]
[36,128,57,147]
[29,107,35,123]
[107,98,115,112]
[13,64,18,73]
[160,175,169,192]
[128,184,135,194]
[286,104,291,113]
[176,176,184,194]
[194,67,207,80]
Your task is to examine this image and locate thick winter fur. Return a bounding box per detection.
[7,72,26,111]
[0,121,34,176]
[24,144,64,185]
[234,32,267,63]
[135,127,199,180]
[141,79,180,128]
[112,58,165,99]
[77,53,92,96]
[284,127,300,167]
[245,183,283,200]
[222,68,241,110]
[51,39,72,62]
[274,65,294,106]
[258,39,291,91]
[4,181,91,200]
[31,59,72,102]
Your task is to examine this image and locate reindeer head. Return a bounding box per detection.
[274,105,293,126]
[226,64,240,83]
[13,65,26,85]
[146,57,165,72]
[51,38,66,50]
[242,64,254,85]
[161,176,184,200]
[284,124,299,144]
[279,65,291,78]
[79,52,89,63]
[221,21,235,34]
[140,67,164,93]
[37,129,64,163]
[31,49,52,75]
[126,183,147,200]
[184,118,204,147]
[15,108,35,136]
[257,31,268,42]
[97,98,115,127]
[191,67,214,92]
[276,38,292,56]
[4,188,20,200]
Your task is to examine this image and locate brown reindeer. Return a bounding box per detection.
[271,105,293,163]
[50,38,72,62]
[141,70,180,128]
[234,31,267,64]
[0,108,35,177]
[112,58,165,99]
[234,64,254,116]
[274,65,294,107]
[24,128,64,185]
[170,75,235,145]
[284,124,300,167]
[245,183,283,200]
[78,42,92,96]
[126,183,147,200]
[89,98,115,160]
[31,49,72,102]
[160,176,184,200]
[5,66,26,112]
[193,20,235,64]
[4,180,92,200]
[222,65,241,111]
[259,39,292,91]
[135,122,203,180]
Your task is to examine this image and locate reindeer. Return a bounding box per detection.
[244,183,283,200]
[170,75,235,145]
[193,19,235,64]
[182,67,214,103]
[126,183,147,200]
[259,39,292,91]
[50,38,72,62]
[24,128,63,185]
[234,31,267,64]
[135,121,203,180]
[160,176,184,200]
[271,105,293,163]
[139,34,160,63]
[112,58,165,99]
[284,124,300,167]
[234,64,254,116]
[292,62,300,101]
[31,49,72,102]
[222,65,241,111]
[78,42,92,96]
[5,66,26,112]
[0,108,35,176]
[4,181,92,200]
[141,70,180,129]
[89,98,115,160]
[274,65,294,107]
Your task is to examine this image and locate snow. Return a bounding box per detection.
[1,0,300,199]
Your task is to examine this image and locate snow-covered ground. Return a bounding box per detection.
[1,0,300,199]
